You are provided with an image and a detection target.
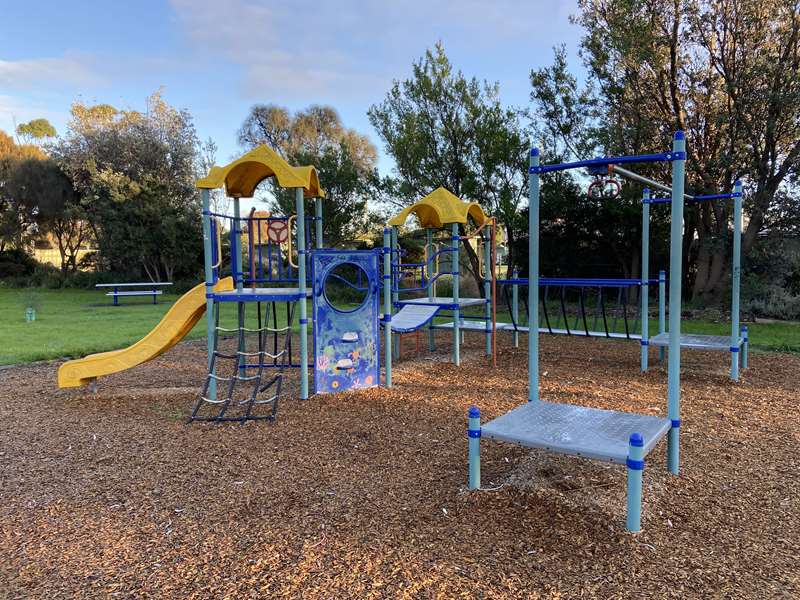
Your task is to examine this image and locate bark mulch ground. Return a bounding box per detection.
[0,334,798,598]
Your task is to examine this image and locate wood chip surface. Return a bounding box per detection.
[0,333,797,598]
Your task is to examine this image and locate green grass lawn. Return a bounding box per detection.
[0,287,304,365]
[1,287,799,365]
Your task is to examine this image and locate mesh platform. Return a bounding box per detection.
[435,321,641,340]
[214,288,312,302]
[650,332,742,351]
[481,401,671,464]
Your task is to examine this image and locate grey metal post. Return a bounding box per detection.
[528,148,540,402]
[626,433,644,532]
[483,227,492,355]
[641,189,650,372]
[452,222,460,365]
[667,132,686,475]
[427,228,435,351]
[512,268,520,348]
[391,226,400,357]
[658,269,666,362]
[295,188,309,399]
[201,189,217,400]
[731,180,743,381]
[468,406,481,489]
[383,228,392,387]
[315,196,323,248]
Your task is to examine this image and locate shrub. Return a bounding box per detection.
[0,248,38,276]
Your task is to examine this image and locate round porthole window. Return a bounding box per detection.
[323,262,370,313]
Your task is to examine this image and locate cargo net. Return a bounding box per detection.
[188,300,295,423]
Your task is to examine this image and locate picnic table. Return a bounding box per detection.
[96,282,174,306]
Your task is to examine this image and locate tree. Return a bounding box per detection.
[0,131,46,251]
[238,104,380,246]
[15,118,56,145]
[531,0,800,302]
[54,92,203,281]
[368,43,528,292]
[3,157,88,273]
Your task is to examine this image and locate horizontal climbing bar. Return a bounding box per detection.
[530,152,685,175]
[495,277,661,287]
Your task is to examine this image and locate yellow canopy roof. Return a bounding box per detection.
[387,187,489,228]
[196,145,324,199]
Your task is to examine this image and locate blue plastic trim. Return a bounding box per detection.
[690,193,736,202]
[531,148,539,157]
[674,130,685,140]
[671,419,681,428]
[468,405,480,418]
[382,314,392,323]
[629,433,644,447]
[205,292,214,298]
[452,235,461,241]
[730,346,740,353]
[640,340,649,346]
[468,429,481,438]
[626,458,645,470]
[298,318,308,325]
[297,249,307,255]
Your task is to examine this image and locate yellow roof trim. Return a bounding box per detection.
[387,187,489,228]
[196,145,325,198]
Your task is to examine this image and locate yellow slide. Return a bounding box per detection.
[58,277,234,388]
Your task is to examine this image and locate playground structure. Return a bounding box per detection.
[54,132,753,532]
[381,188,497,386]
[469,132,696,532]
[58,145,384,418]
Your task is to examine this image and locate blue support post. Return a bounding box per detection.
[626,432,645,532]
[468,406,481,490]
[731,180,743,381]
[427,228,435,351]
[452,222,461,366]
[512,268,520,348]
[483,227,492,355]
[742,325,749,369]
[383,228,393,387]
[667,132,686,475]
[641,189,650,372]
[201,189,217,400]
[295,188,309,400]
[658,269,666,362]
[315,197,323,249]
[528,148,541,402]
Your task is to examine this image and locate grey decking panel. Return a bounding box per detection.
[390,305,441,333]
[481,401,671,464]
[650,332,742,350]
[398,296,486,308]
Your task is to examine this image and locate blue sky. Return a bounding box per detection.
[1,0,582,174]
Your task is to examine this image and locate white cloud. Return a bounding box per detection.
[0,53,99,91]
[169,0,578,103]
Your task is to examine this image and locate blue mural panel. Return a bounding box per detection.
[313,250,380,394]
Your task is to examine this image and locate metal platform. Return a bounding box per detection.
[397,296,487,308]
[650,332,742,351]
[481,401,671,464]
[214,288,312,302]
[389,304,441,333]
